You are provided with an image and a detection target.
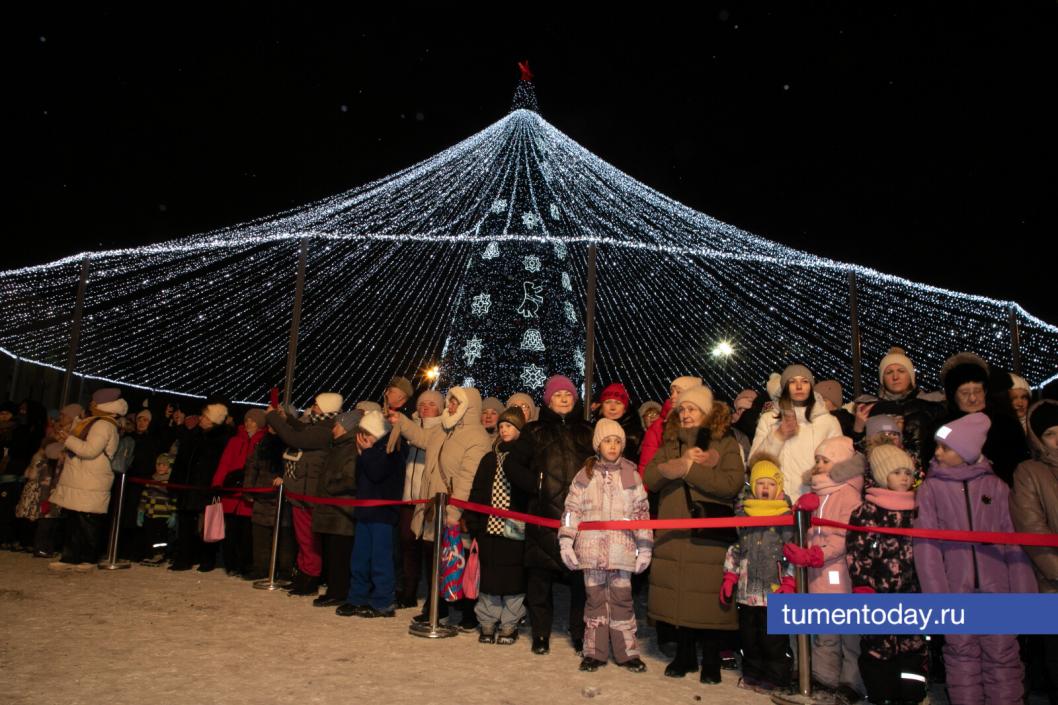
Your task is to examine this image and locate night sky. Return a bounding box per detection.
[11,5,1057,324]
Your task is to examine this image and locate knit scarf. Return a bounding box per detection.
[743,498,790,517]
[865,486,916,511]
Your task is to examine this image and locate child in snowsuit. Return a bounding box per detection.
[720,455,794,693]
[848,443,928,704]
[914,412,1037,705]
[785,435,866,701]
[138,454,177,565]
[559,418,652,673]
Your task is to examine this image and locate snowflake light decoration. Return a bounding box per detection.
[521,363,547,390]
[520,329,546,351]
[553,240,567,260]
[470,293,492,317]
[574,348,585,376]
[564,302,577,324]
[490,199,507,214]
[482,242,500,260]
[463,335,483,366]
[523,255,541,273]
[521,212,540,230]
[462,377,476,388]
[549,203,560,220]
[561,272,572,291]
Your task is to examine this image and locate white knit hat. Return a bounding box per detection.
[592,418,626,452]
[879,347,916,389]
[358,409,391,439]
[1009,373,1030,392]
[677,384,714,416]
[670,376,703,394]
[315,392,344,414]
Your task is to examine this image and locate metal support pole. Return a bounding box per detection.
[98,472,131,570]
[583,243,598,421]
[848,271,863,399]
[283,239,309,407]
[254,484,291,590]
[8,356,20,401]
[1009,304,1022,375]
[61,256,90,407]
[409,493,458,638]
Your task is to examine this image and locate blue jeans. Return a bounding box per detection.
[348,521,395,611]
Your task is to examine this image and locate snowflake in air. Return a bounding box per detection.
[490,198,507,214]
[482,242,500,260]
[553,240,567,260]
[564,302,577,324]
[549,203,560,220]
[522,212,540,230]
[463,336,484,366]
[523,255,541,273]
[470,293,491,317]
[521,363,547,390]
[561,272,572,291]
[520,329,546,352]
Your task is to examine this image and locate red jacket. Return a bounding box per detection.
[637,398,673,475]
[211,426,266,516]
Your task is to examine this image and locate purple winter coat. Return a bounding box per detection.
[913,458,1037,594]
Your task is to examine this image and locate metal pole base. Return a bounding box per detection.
[253,577,291,591]
[97,560,132,570]
[408,621,459,639]
[770,689,837,705]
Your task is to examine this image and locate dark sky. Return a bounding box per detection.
[11,5,1057,324]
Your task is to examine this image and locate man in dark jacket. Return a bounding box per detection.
[312,410,360,607]
[505,375,593,656]
[266,392,341,596]
[169,402,234,572]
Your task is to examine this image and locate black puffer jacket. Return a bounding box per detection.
[869,389,945,469]
[506,404,593,572]
[171,424,234,512]
[245,433,284,526]
[312,432,358,536]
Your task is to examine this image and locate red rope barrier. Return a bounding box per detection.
[811,516,1058,548]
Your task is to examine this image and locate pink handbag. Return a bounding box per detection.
[461,538,480,600]
[202,499,226,543]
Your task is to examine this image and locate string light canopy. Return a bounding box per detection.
[2,75,1055,407]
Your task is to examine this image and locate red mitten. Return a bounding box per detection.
[783,543,824,568]
[773,575,797,594]
[852,585,875,594]
[40,500,51,515]
[793,493,820,512]
[719,571,738,605]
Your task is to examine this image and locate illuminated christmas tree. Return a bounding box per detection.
[1,69,1055,405]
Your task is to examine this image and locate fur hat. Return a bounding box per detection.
[497,406,527,432]
[676,385,714,416]
[865,414,901,437]
[869,444,915,487]
[592,418,625,452]
[879,347,916,389]
[749,456,784,497]
[355,401,382,414]
[935,412,991,463]
[136,409,152,421]
[815,380,843,409]
[638,401,662,429]
[940,352,990,402]
[670,376,703,394]
[336,409,364,434]
[781,364,815,389]
[815,435,855,464]
[1009,373,1030,392]
[202,403,228,425]
[387,376,414,400]
[243,408,267,429]
[599,383,631,409]
[1029,401,1058,441]
[481,397,505,415]
[315,393,343,414]
[506,392,539,422]
[543,375,577,404]
[358,409,391,439]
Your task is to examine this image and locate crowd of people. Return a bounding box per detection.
[2,346,1056,705]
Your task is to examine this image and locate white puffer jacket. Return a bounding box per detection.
[749,394,842,501]
[51,416,120,514]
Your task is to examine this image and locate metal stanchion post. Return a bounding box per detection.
[771,508,834,705]
[98,472,131,570]
[254,484,292,591]
[409,492,458,639]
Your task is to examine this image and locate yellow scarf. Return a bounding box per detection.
[743,498,790,517]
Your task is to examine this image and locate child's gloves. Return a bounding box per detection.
[852,585,875,594]
[782,543,824,568]
[793,493,819,512]
[634,550,652,574]
[773,575,797,594]
[719,571,739,604]
[136,510,144,527]
[559,538,580,570]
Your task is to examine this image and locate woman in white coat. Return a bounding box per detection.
[49,388,127,570]
[749,365,842,501]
